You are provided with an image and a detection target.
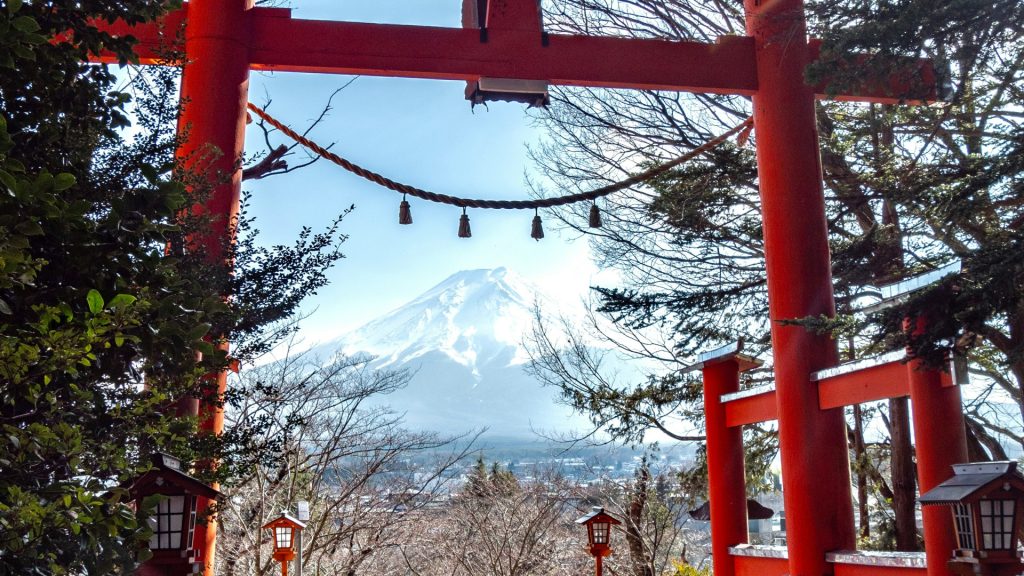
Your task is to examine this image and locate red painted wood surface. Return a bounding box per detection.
[743,1,856,574]
[833,563,927,576]
[907,319,967,576]
[97,5,939,103]
[703,359,749,576]
[173,0,254,574]
[247,20,761,94]
[817,360,910,409]
[733,555,789,576]
[483,0,543,32]
[806,39,943,105]
[724,390,778,427]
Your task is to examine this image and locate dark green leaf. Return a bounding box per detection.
[53,173,76,191]
[11,16,39,32]
[86,289,104,314]
[107,294,137,309]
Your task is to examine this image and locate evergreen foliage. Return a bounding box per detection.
[0,2,347,573]
[465,456,519,498]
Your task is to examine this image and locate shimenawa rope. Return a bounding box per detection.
[246,103,753,211]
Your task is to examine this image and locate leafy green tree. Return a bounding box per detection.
[0,1,346,573]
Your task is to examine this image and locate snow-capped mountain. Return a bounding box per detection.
[310,267,588,439]
[338,267,541,375]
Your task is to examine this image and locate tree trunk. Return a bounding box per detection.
[852,405,870,542]
[889,397,919,551]
[965,416,1010,461]
[871,106,919,552]
[1011,317,1024,454]
[626,463,654,576]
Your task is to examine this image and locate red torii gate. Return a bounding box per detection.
[103,1,957,576]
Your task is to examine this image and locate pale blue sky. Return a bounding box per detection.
[243,0,610,344]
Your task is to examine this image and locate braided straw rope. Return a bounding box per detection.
[246,103,753,210]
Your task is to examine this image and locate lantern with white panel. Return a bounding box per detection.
[129,453,220,576]
[262,512,306,576]
[576,507,622,576]
[920,461,1024,576]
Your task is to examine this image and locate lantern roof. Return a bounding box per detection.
[262,511,307,531]
[575,507,622,526]
[920,461,1024,506]
[128,452,221,500]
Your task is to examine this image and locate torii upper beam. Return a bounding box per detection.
[104,4,939,102]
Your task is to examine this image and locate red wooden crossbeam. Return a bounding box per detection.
[723,386,778,427]
[251,22,758,95]
[721,351,959,427]
[815,352,912,410]
[97,4,939,104]
[95,6,189,63]
[814,351,956,410]
[732,551,789,576]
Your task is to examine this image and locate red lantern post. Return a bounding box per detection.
[576,507,622,576]
[262,513,306,576]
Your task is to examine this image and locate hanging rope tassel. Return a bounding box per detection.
[399,194,413,225]
[531,209,544,241]
[458,208,472,238]
[589,203,602,228]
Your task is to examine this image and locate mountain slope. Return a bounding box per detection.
[311,267,587,439]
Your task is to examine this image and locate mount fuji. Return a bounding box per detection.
[309,267,590,440]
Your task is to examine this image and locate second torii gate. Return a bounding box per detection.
[106,1,951,575]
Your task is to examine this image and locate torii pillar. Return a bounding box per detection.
[907,315,969,576]
[698,344,764,576]
[175,0,253,573]
[744,1,857,575]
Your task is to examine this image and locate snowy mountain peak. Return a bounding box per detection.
[333,267,543,371]
[305,267,595,439]
[408,267,531,308]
